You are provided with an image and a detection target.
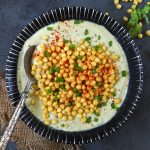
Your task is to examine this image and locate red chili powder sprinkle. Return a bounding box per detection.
[32,51,40,58]
[55,35,60,42]
[51,40,55,45]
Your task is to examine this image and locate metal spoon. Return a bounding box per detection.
[0,46,36,149]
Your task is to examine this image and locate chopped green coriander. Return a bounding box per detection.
[99,102,107,107]
[53,89,60,96]
[128,11,139,27]
[61,124,65,127]
[96,81,101,87]
[92,65,99,74]
[129,22,142,38]
[86,116,91,123]
[141,5,150,24]
[49,68,54,74]
[92,68,97,74]
[47,26,53,30]
[53,96,59,102]
[112,92,116,97]
[44,51,50,57]
[74,20,84,24]
[67,101,72,106]
[98,35,101,40]
[77,66,83,71]
[128,4,150,38]
[69,44,76,49]
[94,45,100,51]
[94,45,102,51]
[93,111,100,117]
[74,62,83,72]
[54,66,60,73]
[109,41,113,47]
[59,84,66,90]
[49,66,60,74]
[92,88,96,92]
[77,55,83,60]
[46,89,52,94]
[121,70,126,77]
[84,37,91,41]
[63,39,69,43]
[73,88,82,97]
[111,102,120,111]
[94,95,102,100]
[116,107,120,112]
[111,102,116,109]
[84,29,89,35]
[55,77,65,83]
[94,117,98,122]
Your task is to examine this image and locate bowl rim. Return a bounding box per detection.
[5,6,143,144]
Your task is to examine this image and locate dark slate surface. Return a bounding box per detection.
[0,0,149,150]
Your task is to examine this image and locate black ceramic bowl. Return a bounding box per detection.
[5,7,143,144]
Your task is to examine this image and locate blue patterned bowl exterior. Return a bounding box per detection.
[5,7,143,144]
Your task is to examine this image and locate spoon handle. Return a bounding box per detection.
[0,80,32,150]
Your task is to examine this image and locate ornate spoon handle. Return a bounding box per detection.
[0,80,32,150]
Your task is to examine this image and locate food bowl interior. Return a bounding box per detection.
[5,7,143,144]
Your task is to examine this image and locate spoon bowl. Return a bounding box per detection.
[0,46,36,149]
[24,45,36,83]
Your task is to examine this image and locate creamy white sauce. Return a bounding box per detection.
[17,20,129,131]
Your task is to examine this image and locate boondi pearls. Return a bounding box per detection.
[31,38,120,125]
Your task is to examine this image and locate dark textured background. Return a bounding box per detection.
[0,0,150,150]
